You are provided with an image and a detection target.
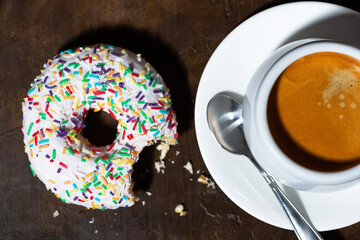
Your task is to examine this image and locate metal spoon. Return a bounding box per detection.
[207,93,323,240]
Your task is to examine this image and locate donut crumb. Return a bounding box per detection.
[53,210,59,218]
[155,159,165,174]
[198,174,215,189]
[156,143,170,160]
[184,161,194,174]
[175,204,187,216]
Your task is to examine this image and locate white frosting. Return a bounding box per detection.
[22,44,177,209]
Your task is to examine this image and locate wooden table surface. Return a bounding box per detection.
[1,0,360,239]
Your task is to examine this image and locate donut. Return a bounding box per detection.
[22,44,178,210]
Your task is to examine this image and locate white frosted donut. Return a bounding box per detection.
[22,44,178,209]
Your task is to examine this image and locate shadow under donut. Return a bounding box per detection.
[61,26,190,191]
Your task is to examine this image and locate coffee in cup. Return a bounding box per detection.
[267,51,360,172]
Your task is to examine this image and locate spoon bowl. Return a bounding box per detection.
[207,94,249,155]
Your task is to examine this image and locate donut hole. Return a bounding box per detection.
[82,110,118,147]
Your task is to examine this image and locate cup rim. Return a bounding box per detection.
[255,39,360,186]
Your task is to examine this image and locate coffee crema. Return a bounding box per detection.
[267,52,360,172]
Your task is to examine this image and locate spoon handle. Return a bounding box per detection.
[251,159,323,240]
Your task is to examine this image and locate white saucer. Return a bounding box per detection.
[195,1,360,231]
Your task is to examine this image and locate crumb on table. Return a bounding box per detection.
[155,159,165,174]
[183,161,194,174]
[156,143,170,160]
[53,210,59,218]
[198,174,215,189]
[175,204,187,216]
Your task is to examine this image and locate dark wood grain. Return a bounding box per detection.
[1,0,360,239]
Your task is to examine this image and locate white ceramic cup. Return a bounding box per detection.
[243,38,360,191]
